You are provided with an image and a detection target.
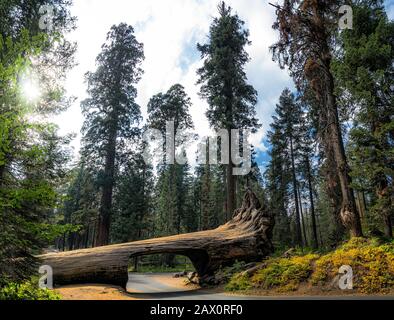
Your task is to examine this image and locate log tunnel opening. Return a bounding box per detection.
[126,250,210,293]
[129,249,210,275]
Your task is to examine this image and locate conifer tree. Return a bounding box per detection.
[197,2,260,218]
[81,24,144,246]
[271,0,363,237]
[147,84,194,240]
[334,0,394,237]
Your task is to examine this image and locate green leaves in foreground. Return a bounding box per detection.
[0,280,61,300]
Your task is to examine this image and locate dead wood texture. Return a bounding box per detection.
[39,190,274,287]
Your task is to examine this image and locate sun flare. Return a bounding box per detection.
[21,77,41,102]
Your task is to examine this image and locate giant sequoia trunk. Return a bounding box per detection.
[96,117,118,247]
[226,128,236,220]
[39,190,274,287]
[305,155,318,249]
[320,129,346,241]
[324,64,363,237]
[377,178,393,238]
[290,136,303,246]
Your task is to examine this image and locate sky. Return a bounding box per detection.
[54,0,394,170]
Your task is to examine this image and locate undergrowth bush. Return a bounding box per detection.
[252,254,318,292]
[216,261,249,286]
[225,273,252,291]
[0,280,61,300]
[312,238,394,293]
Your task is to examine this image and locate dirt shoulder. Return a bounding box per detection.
[55,284,136,300]
[55,273,199,300]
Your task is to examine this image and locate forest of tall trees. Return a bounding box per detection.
[58,2,266,252]
[268,0,393,247]
[0,0,393,299]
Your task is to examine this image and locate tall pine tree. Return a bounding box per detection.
[271,0,363,237]
[197,2,260,218]
[81,24,144,246]
[334,0,394,237]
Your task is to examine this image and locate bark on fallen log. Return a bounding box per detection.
[39,189,275,287]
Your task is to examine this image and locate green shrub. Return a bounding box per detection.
[312,238,394,293]
[0,280,61,300]
[251,254,318,292]
[225,254,318,292]
[225,273,252,291]
[225,238,394,294]
[213,260,249,286]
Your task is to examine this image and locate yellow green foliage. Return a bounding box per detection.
[225,238,394,294]
[225,254,318,292]
[0,280,61,300]
[312,238,394,293]
[251,254,319,292]
[225,274,252,291]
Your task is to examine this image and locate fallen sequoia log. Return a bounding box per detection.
[39,190,275,287]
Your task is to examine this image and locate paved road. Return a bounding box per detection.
[126,273,259,300]
[125,273,394,300]
[126,273,195,294]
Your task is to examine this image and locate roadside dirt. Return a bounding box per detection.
[55,284,136,300]
[55,273,197,300]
